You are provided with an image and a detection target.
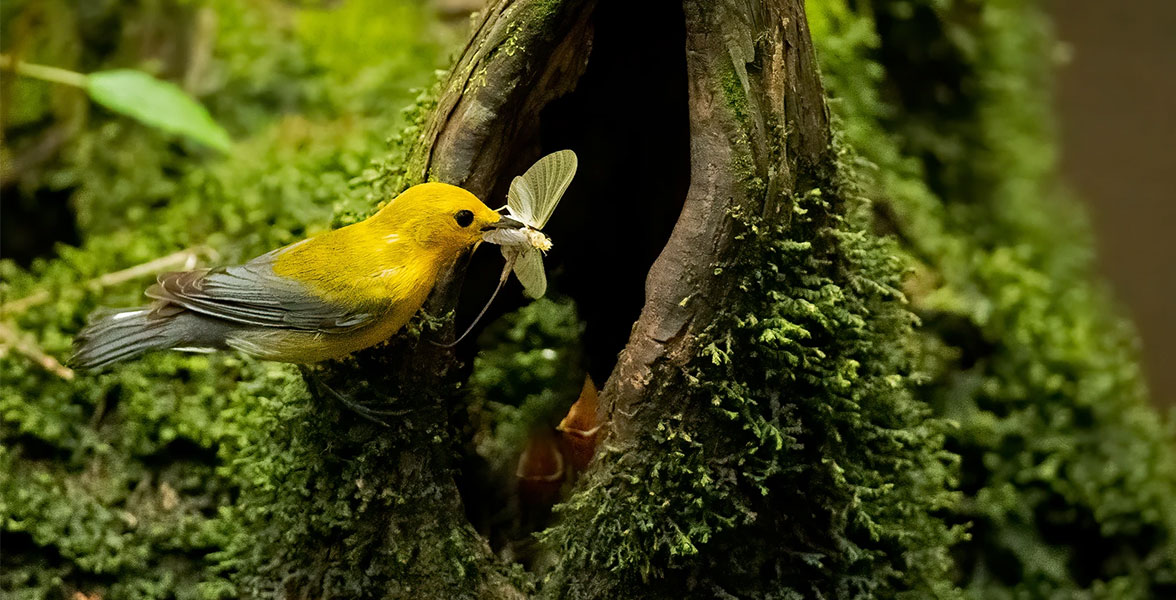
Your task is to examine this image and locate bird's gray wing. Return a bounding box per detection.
[145,256,376,333]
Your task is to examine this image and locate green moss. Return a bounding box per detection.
[0,2,455,598]
[211,331,493,597]
[542,155,960,598]
[464,0,569,92]
[720,65,751,129]
[808,0,1176,596]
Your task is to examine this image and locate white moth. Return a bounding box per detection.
[483,149,577,298]
[446,150,577,346]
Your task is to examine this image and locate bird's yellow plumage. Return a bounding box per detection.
[72,182,516,368]
[273,183,495,305]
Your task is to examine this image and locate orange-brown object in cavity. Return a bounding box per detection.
[516,429,566,507]
[557,375,602,471]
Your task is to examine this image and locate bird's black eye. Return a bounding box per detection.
[454,209,474,228]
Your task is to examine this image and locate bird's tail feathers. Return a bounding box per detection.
[71,307,182,369]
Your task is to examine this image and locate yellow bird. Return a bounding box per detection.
[72,182,521,369]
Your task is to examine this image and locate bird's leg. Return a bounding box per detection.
[298,366,413,427]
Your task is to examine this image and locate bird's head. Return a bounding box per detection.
[375,182,521,256]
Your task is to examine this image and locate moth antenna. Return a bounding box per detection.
[436,261,512,348]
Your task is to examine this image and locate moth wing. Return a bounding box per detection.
[507,150,578,229]
[512,246,547,299]
[507,174,536,226]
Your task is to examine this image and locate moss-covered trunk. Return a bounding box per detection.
[4,0,1174,599]
[222,0,959,597]
[225,2,596,597]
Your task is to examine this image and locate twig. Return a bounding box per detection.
[0,246,213,378]
[87,245,211,290]
[2,246,214,316]
[0,321,74,380]
[0,54,89,88]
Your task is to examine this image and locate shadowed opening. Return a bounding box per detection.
[452,0,690,563]
[455,0,690,384]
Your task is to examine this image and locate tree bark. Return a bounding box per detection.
[252,0,951,598]
[603,0,830,452]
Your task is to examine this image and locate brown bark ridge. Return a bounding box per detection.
[604,0,831,443]
[409,0,597,199]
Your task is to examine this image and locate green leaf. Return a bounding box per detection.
[86,69,231,152]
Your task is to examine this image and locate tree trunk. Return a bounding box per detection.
[220,0,1176,595]
[232,0,958,598]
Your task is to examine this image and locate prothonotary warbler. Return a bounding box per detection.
[72,182,523,369]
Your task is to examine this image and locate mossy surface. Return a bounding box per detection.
[808,0,1176,596]
[542,177,962,598]
[213,318,526,599]
[540,27,961,589]
[1,2,453,598]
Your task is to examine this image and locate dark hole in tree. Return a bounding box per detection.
[454,0,690,385]
[1,186,82,268]
[451,0,690,564]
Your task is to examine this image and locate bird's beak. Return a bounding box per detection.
[482,215,525,231]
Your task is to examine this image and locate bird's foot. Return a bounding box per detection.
[300,367,412,427]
